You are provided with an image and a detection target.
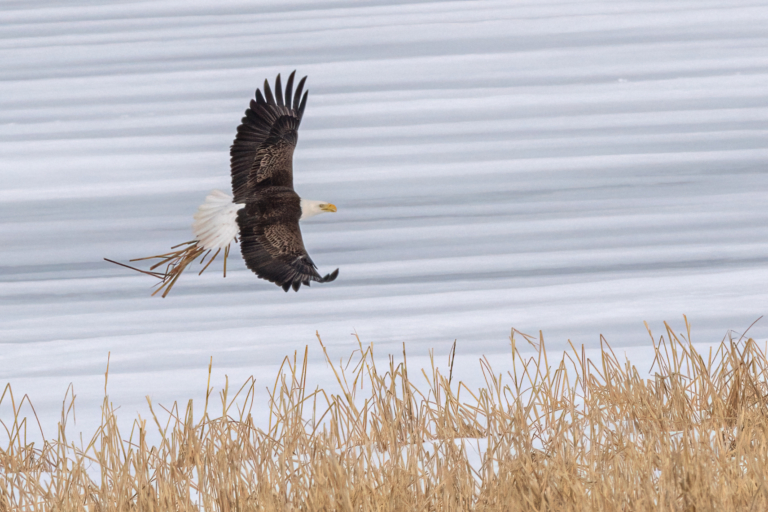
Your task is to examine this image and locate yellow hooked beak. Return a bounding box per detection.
[321,203,337,213]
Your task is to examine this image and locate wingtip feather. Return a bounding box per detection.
[264,79,275,105]
[285,71,295,107]
[275,73,284,106]
[298,91,308,119]
[320,268,339,283]
[293,76,307,111]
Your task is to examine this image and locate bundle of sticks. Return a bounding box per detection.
[105,241,232,298]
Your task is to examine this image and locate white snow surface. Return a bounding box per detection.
[1,0,768,436]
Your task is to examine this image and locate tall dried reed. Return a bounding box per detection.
[2,319,768,511]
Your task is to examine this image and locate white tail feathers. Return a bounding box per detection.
[192,190,243,250]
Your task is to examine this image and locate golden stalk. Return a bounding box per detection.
[105,240,233,298]
[3,321,768,510]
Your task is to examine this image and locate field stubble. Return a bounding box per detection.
[2,318,768,511]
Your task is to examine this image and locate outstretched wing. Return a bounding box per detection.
[231,74,338,292]
[230,71,308,203]
[237,190,339,292]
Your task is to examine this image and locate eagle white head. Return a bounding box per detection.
[300,199,337,220]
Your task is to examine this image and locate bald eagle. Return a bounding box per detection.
[107,72,339,296]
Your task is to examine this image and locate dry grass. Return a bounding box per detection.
[2,320,768,511]
[104,240,232,298]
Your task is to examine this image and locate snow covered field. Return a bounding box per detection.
[1,0,768,434]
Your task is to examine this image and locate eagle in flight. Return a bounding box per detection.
[107,72,339,296]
